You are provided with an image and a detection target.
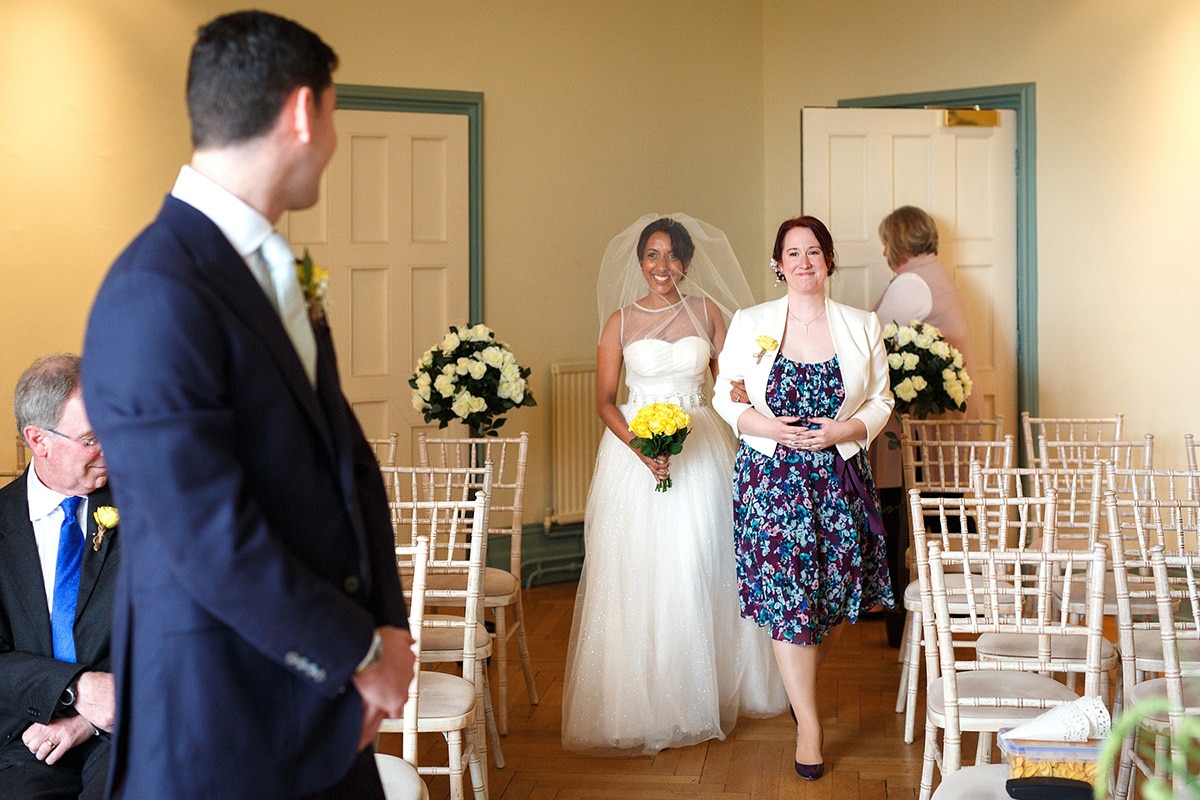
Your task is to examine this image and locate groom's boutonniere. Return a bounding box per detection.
[295,248,330,323]
[92,506,118,551]
[754,335,778,365]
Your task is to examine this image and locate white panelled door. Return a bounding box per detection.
[285,109,470,465]
[802,107,1017,428]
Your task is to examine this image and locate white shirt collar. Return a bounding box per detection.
[171,165,275,258]
[26,458,71,523]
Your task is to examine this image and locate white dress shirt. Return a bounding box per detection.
[26,461,89,613]
[171,165,277,299]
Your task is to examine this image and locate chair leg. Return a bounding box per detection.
[480,665,504,768]
[511,596,539,709]
[491,608,509,735]
[919,718,938,800]
[1113,730,1136,800]
[975,731,991,764]
[443,730,466,800]
[895,612,911,712]
[903,610,924,744]
[466,725,488,800]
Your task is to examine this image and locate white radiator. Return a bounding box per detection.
[544,362,604,530]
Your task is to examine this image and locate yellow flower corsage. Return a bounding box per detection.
[296,248,330,323]
[754,335,779,365]
[93,505,119,551]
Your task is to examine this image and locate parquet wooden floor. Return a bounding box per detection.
[380,581,927,800]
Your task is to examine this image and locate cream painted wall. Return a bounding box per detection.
[0,1,765,521]
[762,0,1200,465]
[4,0,1196,520]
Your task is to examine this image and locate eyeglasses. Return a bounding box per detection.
[44,427,100,450]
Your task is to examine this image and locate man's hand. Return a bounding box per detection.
[350,625,416,750]
[75,671,115,732]
[23,716,95,765]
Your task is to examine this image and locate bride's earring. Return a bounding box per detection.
[771,258,784,284]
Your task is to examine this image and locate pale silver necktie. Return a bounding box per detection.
[259,232,318,387]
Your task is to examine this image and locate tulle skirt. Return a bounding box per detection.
[561,402,787,755]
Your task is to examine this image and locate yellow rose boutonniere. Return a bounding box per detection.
[295,248,330,323]
[754,335,779,365]
[93,505,118,551]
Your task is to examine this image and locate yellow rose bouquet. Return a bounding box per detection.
[881,319,972,419]
[409,324,536,437]
[627,402,691,492]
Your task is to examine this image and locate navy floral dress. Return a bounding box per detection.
[733,354,894,645]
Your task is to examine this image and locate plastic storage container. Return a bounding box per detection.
[998,735,1103,785]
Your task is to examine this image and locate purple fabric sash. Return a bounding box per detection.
[833,450,887,546]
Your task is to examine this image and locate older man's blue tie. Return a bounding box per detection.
[51,495,84,662]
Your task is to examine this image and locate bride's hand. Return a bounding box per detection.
[730,379,748,404]
[631,445,670,482]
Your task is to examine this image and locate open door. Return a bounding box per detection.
[802,106,1017,429]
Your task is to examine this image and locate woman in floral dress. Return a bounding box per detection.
[713,215,895,781]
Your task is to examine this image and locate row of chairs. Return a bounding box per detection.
[899,457,1199,798]
[894,412,1179,744]
[378,463,497,800]
[369,432,538,739]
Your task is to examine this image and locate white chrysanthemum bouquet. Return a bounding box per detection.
[881,320,972,419]
[410,324,536,437]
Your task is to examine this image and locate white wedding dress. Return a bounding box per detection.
[562,334,787,755]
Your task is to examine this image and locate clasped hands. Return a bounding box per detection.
[729,379,836,451]
[25,670,114,764]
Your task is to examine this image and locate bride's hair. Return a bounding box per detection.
[636,218,696,267]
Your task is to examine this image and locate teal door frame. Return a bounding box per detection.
[839,83,1037,419]
[335,84,485,325]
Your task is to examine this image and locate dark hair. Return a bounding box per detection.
[878,205,938,269]
[772,215,837,275]
[636,217,696,266]
[14,354,81,444]
[187,10,338,149]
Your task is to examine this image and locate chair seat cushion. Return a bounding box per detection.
[1127,677,1200,733]
[903,575,1015,612]
[927,671,1080,728]
[374,753,429,800]
[976,632,1116,663]
[930,763,1011,799]
[416,672,476,725]
[420,615,491,659]
[1131,629,1200,671]
[424,566,519,604]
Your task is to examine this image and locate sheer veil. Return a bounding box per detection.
[596,213,755,353]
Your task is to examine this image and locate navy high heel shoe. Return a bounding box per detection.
[794,762,825,781]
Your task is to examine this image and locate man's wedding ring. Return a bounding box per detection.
[45,739,57,750]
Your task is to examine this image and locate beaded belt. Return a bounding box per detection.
[626,390,705,410]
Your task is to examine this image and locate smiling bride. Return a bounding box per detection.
[561,214,787,756]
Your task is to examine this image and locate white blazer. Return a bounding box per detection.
[713,296,894,460]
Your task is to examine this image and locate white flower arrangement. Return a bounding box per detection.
[409,324,536,436]
[881,320,972,418]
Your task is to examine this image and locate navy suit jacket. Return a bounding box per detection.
[81,196,406,799]
[0,472,116,747]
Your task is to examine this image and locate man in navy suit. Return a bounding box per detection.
[0,354,116,799]
[81,11,414,799]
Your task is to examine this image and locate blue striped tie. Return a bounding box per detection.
[51,496,84,662]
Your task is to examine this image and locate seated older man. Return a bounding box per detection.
[0,354,116,800]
